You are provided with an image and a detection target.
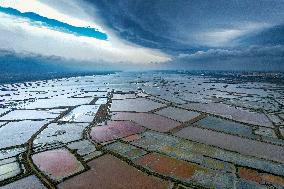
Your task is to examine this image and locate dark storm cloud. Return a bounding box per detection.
[236,24,284,46]
[0,49,71,74]
[169,45,284,71]
[1,0,283,71]
[81,0,284,71]
[83,0,284,51]
[177,45,284,60]
[0,49,157,74]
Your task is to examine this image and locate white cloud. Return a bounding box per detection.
[0,0,171,64]
[0,0,104,31]
[196,22,271,47]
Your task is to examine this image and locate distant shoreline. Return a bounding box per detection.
[0,71,117,84]
[0,70,283,85]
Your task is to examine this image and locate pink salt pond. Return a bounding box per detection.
[111,112,181,132]
[32,149,84,182]
[90,121,146,143]
[57,154,168,189]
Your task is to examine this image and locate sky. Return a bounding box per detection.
[0,0,283,71]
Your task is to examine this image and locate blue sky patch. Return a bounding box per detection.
[0,6,108,40]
